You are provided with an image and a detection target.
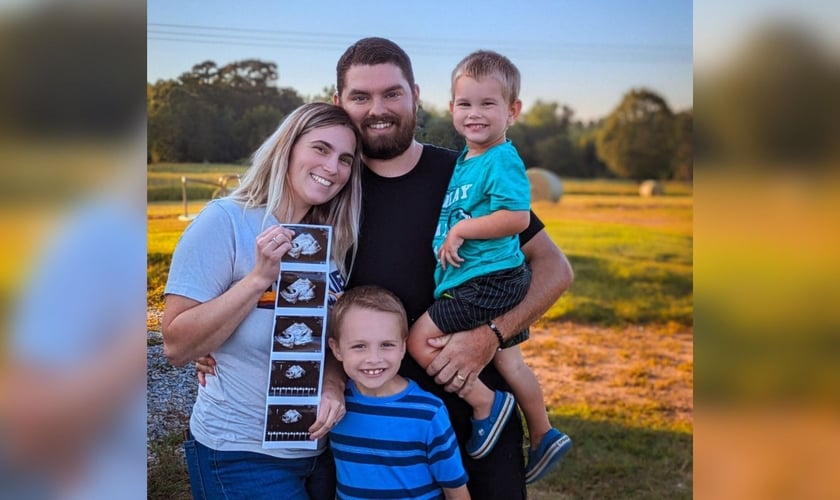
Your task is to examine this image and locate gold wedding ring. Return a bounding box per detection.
[272,236,283,246]
[456,374,467,381]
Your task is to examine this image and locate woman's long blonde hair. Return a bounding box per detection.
[230,102,363,278]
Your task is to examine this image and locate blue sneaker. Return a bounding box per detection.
[466,391,515,459]
[524,428,573,484]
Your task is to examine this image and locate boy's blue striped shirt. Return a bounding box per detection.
[331,379,468,499]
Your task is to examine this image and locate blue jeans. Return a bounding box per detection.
[183,433,336,500]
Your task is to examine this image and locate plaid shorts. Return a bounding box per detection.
[429,263,531,348]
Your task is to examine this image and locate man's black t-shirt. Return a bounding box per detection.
[348,145,457,325]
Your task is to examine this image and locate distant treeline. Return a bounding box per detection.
[148,60,692,181]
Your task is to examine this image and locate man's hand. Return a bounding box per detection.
[425,324,497,396]
[424,229,572,397]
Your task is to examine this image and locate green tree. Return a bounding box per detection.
[570,120,612,178]
[596,89,676,180]
[233,105,286,159]
[510,100,574,172]
[506,123,536,167]
[535,135,578,176]
[147,59,303,163]
[576,134,612,178]
[147,82,201,162]
[415,105,463,151]
[672,110,693,181]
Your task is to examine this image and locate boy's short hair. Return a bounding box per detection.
[336,37,416,96]
[330,285,409,341]
[451,50,521,105]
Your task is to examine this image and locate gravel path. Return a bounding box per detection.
[147,331,197,463]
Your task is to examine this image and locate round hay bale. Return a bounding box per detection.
[526,168,563,202]
[639,179,665,197]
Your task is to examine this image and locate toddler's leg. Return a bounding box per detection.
[493,346,551,448]
[495,346,572,484]
[406,312,449,368]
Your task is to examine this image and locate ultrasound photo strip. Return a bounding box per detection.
[263,224,332,449]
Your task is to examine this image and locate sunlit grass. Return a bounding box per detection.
[148,184,694,327]
[527,413,692,499]
[532,194,693,326]
[147,203,192,255]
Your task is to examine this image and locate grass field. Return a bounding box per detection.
[536,196,693,325]
[147,162,248,202]
[147,162,692,200]
[146,165,693,499]
[148,192,693,328]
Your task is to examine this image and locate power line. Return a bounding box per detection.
[147,22,691,64]
[148,22,689,53]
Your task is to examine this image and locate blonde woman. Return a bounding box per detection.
[162,102,362,499]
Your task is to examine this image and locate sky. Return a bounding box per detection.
[147,0,693,122]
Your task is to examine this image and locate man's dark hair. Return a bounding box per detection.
[336,37,416,95]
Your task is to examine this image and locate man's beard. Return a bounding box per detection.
[361,112,417,160]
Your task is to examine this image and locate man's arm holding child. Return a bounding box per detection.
[427,230,573,393]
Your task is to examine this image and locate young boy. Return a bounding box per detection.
[407,50,572,484]
[328,285,470,500]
